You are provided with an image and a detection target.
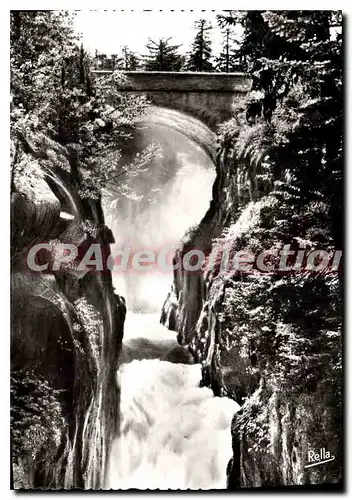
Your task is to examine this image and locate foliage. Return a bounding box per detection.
[120,46,140,71]
[93,47,140,71]
[93,50,122,71]
[186,20,214,72]
[212,10,343,400]
[11,11,155,203]
[74,297,102,372]
[143,37,185,71]
[11,11,77,115]
[11,369,66,465]
[219,10,342,242]
[103,142,164,207]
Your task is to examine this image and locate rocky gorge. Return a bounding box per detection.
[10,9,343,491]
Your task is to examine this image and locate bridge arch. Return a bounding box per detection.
[93,70,250,132]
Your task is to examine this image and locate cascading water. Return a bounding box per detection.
[103,108,240,490]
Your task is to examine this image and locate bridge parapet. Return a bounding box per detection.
[93,70,250,93]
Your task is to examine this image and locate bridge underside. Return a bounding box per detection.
[136,106,217,162]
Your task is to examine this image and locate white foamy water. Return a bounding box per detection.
[103,112,237,489]
[103,113,216,314]
[105,314,240,490]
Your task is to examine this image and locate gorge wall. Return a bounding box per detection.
[161,145,342,488]
[11,132,126,489]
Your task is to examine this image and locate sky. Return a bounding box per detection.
[72,10,227,58]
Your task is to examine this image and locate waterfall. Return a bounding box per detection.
[102,108,239,490]
[106,356,239,490]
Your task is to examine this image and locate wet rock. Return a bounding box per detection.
[227,383,342,487]
[11,135,126,489]
[163,345,195,365]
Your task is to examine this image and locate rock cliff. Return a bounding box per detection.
[161,145,342,488]
[11,132,126,489]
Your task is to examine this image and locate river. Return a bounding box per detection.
[103,109,240,489]
[105,313,240,490]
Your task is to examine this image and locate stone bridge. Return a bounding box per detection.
[93,71,250,131]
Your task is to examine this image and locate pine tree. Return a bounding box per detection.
[215,27,242,72]
[186,19,214,72]
[143,38,184,71]
[99,53,108,70]
[121,45,140,71]
[110,53,123,71]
